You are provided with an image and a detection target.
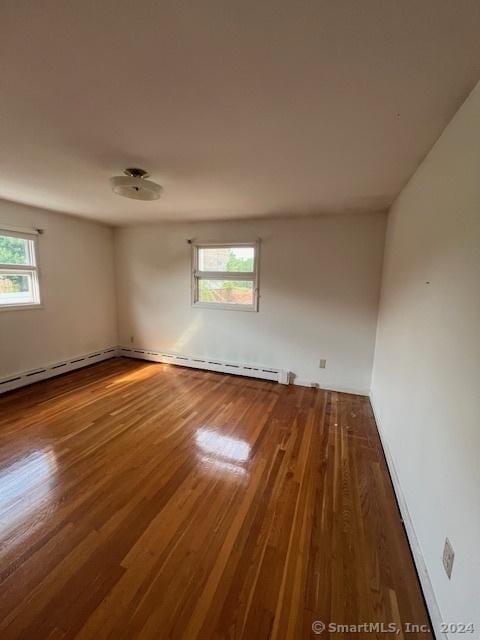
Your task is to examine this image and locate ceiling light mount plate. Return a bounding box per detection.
[124,167,150,179]
[110,167,163,201]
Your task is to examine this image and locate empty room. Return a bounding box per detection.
[0,1,479,639]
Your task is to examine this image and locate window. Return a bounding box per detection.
[192,242,259,311]
[0,230,41,309]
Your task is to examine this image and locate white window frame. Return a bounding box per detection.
[0,228,41,311]
[191,241,260,312]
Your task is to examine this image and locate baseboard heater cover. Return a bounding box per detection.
[120,347,290,384]
[0,347,118,394]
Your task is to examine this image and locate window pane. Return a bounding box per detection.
[198,246,254,272]
[0,271,36,305]
[198,279,254,305]
[0,235,33,265]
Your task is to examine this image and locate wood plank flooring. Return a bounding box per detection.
[0,358,432,639]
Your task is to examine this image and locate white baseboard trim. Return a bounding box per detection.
[119,346,290,384]
[369,392,445,640]
[0,347,119,394]
[120,347,369,394]
[0,346,368,396]
[292,377,370,396]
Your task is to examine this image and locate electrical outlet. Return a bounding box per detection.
[130,336,134,344]
[443,537,454,579]
[319,359,327,369]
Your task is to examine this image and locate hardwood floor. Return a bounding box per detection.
[0,358,432,639]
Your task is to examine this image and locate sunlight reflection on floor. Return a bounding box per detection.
[195,428,251,462]
[0,449,58,542]
[108,364,160,386]
[195,428,251,479]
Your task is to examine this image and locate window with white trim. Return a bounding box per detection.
[0,230,41,308]
[192,242,259,311]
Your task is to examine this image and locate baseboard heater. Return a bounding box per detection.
[0,347,118,394]
[120,346,290,385]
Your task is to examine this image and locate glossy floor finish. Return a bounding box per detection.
[0,358,431,639]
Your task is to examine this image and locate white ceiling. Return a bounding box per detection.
[1,1,480,225]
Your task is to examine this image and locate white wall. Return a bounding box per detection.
[371,82,480,637]
[115,213,386,394]
[0,199,117,377]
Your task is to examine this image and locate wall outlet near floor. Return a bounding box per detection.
[319,359,327,369]
[443,537,454,579]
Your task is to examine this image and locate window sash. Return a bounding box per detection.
[193,271,254,281]
[194,244,258,274]
[0,269,40,306]
[0,232,37,268]
[0,231,41,308]
[196,278,256,307]
[0,262,37,271]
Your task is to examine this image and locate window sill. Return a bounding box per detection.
[0,303,43,313]
[193,302,258,312]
